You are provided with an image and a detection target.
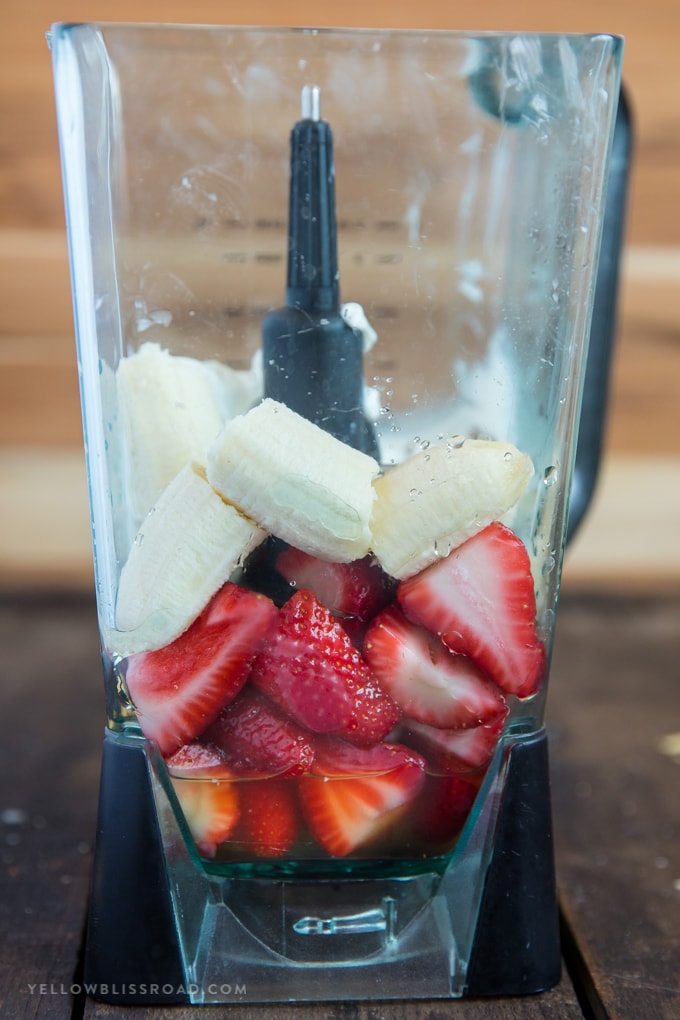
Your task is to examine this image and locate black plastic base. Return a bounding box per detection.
[465,731,561,996]
[84,732,189,1004]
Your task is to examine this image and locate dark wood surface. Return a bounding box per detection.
[2,3,680,595]
[1,590,678,1019]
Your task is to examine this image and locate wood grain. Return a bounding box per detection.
[2,0,679,245]
[0,593,103,1020]
[549,594,680,1019]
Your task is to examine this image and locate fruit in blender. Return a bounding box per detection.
[165,741,240,857]
[398,521,545,698]
[114,388,543,861]
[275,547,395,624]
[124,582,277,755]
[298,736,426,857]
[363,604,507,729]
[112,461,266,656]
[369,438,534,580]
[205,686,316,778]
[233,780,300,858]
[117,340,258,523]
[207,398,379,563]
[250,589,400,746]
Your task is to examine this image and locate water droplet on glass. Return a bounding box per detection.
[503,450,513,461]
[543,466,558,487]
[447,435,465,450]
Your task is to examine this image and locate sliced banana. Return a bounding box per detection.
[110,461,265,656]
[370,438,534,579]
[117,342,257,523]
[207,399,380,563]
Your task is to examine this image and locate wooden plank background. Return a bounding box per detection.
[1,0,679,590]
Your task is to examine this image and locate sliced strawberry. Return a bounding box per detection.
[398,522,545,698]
[124,583,278,755]
[250,589,400,747]
[205,687,315,777]
[363,605,507,728]
[298,736,426,857]
[411,774,480,845]
[165,743,240,858]
[275,547,396,622]
[396,715,505,773]
[234,779,300,858]
[165,739,230,776]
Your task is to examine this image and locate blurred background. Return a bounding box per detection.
[1,0,678,592]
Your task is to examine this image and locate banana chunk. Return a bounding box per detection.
[117,342,257,522]
[370,438,534,580]
[207,399,380,563]
[111,462,265,656]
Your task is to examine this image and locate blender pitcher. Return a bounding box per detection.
[50,24,624,1004]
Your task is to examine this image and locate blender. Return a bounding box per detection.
[50,23,626,1003]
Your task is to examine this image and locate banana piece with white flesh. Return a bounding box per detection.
[370,438,534,580]
[109,461,265,656]
[207,399,380,563]
[117,342,258,522]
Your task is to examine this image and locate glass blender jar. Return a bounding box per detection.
[50,23,623,1004]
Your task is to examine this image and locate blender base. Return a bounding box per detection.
[465,730,561,996]
[84,727,560,1004]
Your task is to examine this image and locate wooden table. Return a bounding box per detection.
[1,589,678,1018]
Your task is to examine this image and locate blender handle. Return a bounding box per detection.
[566,88,633,542]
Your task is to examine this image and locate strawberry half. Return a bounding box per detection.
[363,605,507,728]
[275,547,396,622]
[205,687,315,777]
[398,522,545,698]
[234,779,300,858]
[124,582,278,755]
[396,715,506,773]
[165,741,240,858]
[165,739,231,776]
[298,736,426,857]
[250,589,400,747]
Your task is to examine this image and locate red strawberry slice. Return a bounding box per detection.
[164,739,230,776]
[234,779,300,858]
[275,548,395,622]
[124,583,278,756]
[205,687,315,777]
[298,736,426,857]
[165,742,240,858]
[250,589,400,747]
[398,522,545,698]
[397,715,506,773]
[363,605,507,728]
[412,774,480,845]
